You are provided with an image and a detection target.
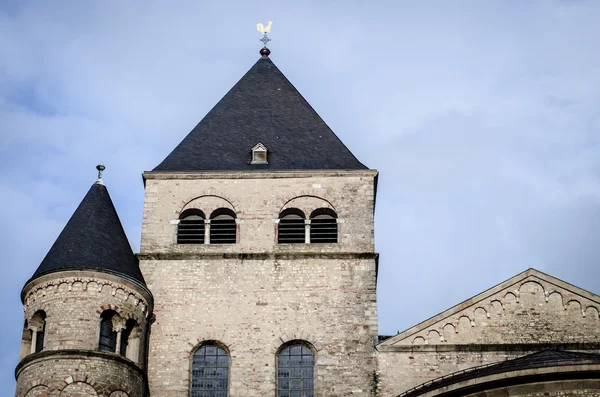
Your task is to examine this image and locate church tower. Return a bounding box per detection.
[140,47,379,396]
[16,169,153,397]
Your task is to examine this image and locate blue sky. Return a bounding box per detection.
[1,0,600,393]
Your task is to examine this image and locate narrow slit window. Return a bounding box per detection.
[30,311,46,353]
[120,319,136,356]
[177,209,205,244]
[278,209,306,244]
[98,310,117,353]
[310,208,338,244]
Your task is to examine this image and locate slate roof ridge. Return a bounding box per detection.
[152,55,368,172]
[24,181,146,292]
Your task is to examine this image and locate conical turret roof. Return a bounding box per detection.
[27,180,145,286]
[153,52,367,172]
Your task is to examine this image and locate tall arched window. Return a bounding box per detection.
[178,209,206,244]
[310,208,338,244]
[98,310,117,353]
[30,310,46,353]
[278,208,306,244]
[209,208,236,244]
[277,343,314,397]
[191,343,229,397]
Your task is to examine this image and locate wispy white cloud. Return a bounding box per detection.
[1,0,599,393]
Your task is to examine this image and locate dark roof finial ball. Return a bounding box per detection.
[260,47,271,57]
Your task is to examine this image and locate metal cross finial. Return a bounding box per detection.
[260,33,271,47]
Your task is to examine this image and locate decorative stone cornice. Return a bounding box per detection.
[15,349,147,380]
[376,342,600,353]
[22,271,153,315]
[137,251,379,261]
[143,169,379,181]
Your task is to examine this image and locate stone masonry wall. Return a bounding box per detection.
[140,171,377,254]
[378,350,530,396]
[20,270,152,365]
[140,171,378,396]
[142,257,377,396]
[377,350,600,396]
[16,352,146,397]
[376,272,600,396]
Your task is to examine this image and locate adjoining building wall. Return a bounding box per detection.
[377,349,519,396]
[140,171,378,396]
[376,271,600,396]
[462,379,600,397]
[377,348,600,397]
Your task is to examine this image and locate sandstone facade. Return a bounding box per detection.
[139,171,379,396]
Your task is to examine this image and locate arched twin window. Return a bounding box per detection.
[178,208,236,245]
[277,342,315,397]
[98,310,138,360]
[177,205,337,245]
[191,343,229,397]
[278,208,338,244]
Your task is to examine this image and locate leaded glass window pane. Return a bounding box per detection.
[277,344,314,397]
[192,345,229,397]
[98,311,117,353]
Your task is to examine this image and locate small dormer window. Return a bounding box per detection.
[251,143,268,164]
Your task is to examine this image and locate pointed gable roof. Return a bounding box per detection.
[378,268,600,348]
[27,181,145,287]
[153,53,367,172]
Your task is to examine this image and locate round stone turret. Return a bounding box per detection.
[15,172,153,397]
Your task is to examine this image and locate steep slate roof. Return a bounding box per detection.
[398,350,600,397]
[153,51,367,172]
[27,181,145,287]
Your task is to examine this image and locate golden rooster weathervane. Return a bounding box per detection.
[257,21,272,46]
